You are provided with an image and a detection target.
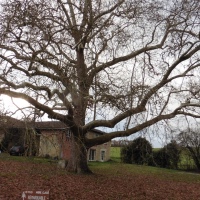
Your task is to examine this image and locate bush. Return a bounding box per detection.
[0,128,24,152]
[151,140,181,169]
[121,137,152,165]
[150,148,170,168]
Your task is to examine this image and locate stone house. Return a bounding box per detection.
[0,116,111,162]
[35,121,111,162]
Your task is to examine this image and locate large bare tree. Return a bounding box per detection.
[0,0,199,173]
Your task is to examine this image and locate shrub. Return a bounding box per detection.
[151,140,181,169]
[121,137,152,165]
[150,148,170,168]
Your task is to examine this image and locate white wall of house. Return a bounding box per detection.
[87,131,111,162]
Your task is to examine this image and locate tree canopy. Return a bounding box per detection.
[0,0,200,173]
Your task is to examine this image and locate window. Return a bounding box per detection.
[100,150,106,161]
[65,130,72,140]
[89,149,96,161]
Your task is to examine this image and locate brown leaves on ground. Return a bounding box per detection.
[0,159,200,200]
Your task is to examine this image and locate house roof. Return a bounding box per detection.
[0,116,106,134]
[34,121,68,130]
[34,121,106,135]
[0,116,25,128]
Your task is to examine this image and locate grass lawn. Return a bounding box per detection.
[109,147,200,181]
[0,151,200,199]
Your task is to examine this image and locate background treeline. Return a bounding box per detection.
[119,137,199,172]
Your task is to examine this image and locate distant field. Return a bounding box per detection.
[110,146,121,162]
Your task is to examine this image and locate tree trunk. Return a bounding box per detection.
[66,135,92,174]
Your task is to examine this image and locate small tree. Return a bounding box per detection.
[178,129,200,170]
[150,148,169,168]
[164,140,181,169]
[121,137,152,165]
[152,140,181,169]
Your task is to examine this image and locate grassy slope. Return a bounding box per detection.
[0,148,199,184]
[89,160,200,183]
[109,147,200,181]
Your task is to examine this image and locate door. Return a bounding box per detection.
[89,149,96,161]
